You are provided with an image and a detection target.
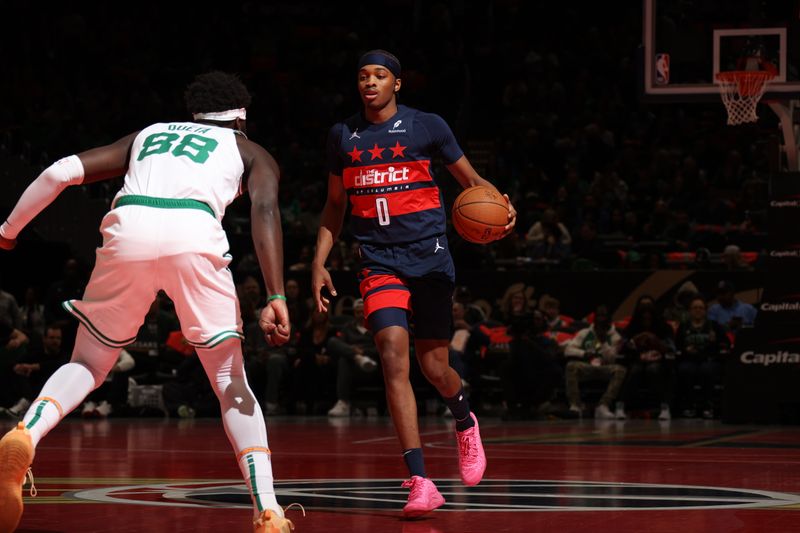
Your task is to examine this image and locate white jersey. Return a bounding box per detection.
[115,121,245,220]
[72,121,252,346]
[98,121,247,261]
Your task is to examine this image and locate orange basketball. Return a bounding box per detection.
[451,185,509,244]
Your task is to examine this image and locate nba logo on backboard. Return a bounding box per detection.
[655,53,670,85]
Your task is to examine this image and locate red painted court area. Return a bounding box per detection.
[8,416,800,533]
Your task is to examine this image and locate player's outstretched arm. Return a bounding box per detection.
[311,173,347,312]
[78,132,139,183]
[446,155,517,235]
[245,140,290,346]
[0,132,138,250]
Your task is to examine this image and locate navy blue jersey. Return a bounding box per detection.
[327,105,464,245]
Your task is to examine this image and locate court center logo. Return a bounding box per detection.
[69,479,800,511]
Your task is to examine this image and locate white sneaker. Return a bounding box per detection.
[96,401,112,417]
[594,404,615,420]
[658,403,671,421]
[8,397,30,416]
[327,400,351,417]
[177,404,196,418]
[82,401,98,417]
[615,402,627,420]
[354,354,378,372]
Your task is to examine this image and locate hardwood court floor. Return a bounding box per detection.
[6,415,800,532]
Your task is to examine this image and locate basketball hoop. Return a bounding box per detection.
[715,71,776,125]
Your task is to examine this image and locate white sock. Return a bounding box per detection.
[23,327,117,446]
[197,338,279,518]
[238,450,279,517]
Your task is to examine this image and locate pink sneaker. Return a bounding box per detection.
[401,476,445,517]
[456,412,486,486]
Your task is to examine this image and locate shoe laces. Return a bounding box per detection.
[24,468,37,497]
[283,502,306,517]
[457,428,478,461]
[255,503,305,531]
[401,476,427,499]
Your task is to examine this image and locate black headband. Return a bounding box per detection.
[357,51,401,78]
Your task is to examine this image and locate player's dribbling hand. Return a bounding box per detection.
[259,300,291,347]
[311,261,337,312]
[0,235,16,251]
[502,194,517,237]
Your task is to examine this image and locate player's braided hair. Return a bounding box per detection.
[184,71,252,115]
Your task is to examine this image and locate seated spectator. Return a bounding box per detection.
[237,274,265,331]
[162,351,219,418]
[20,286,46,339]
[571,222,605,268]
[0,274,23,330]
[707,280,757,337]
[81,348,135,418]
[1,324,64,420]
[664,209,694,250]
[500,286,534,323]
[293,308,338,414]
[285,277,311,332]
[526,208,572,263]
[449,301,472,383]
[620,295,677,420]
[721,245,754,272]
[288,244,314,271]
[463,311,514,409]
[563,305,626,419]
[663,281,699,326]
[453,285,489,326]
[126,295,181,383]
[675,295,730,419]
[44,257,87,348]
[538,294,577,335]
[326,298,381,417]
[501,309,563,419]
[241,277,295,416]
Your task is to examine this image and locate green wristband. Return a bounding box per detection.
[268,294,287,302]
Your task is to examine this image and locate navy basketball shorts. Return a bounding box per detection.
[356,235,456,340]
[358,269,454,340]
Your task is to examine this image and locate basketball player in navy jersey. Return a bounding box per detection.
[311,50,516,516]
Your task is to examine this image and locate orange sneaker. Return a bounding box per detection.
[0,423,35,533]
[253,504,304,533]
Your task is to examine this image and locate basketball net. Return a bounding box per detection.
[715,70,776,125]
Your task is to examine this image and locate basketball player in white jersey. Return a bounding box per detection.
[0,72,299,533]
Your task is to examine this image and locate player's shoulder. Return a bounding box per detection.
[410,107,450,129]
[336,112,366,132]
[407,106,442,121]
[328,112,365,144]
[236,135,277,169]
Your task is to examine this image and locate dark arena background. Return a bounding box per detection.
[1,1,800,532]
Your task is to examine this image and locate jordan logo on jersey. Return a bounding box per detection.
[434,238,444,253]
[349,129,361,140]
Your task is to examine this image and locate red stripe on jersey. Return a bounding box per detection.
[350,187,441,218]
[343,160,441,219]
[343,160,433,189]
